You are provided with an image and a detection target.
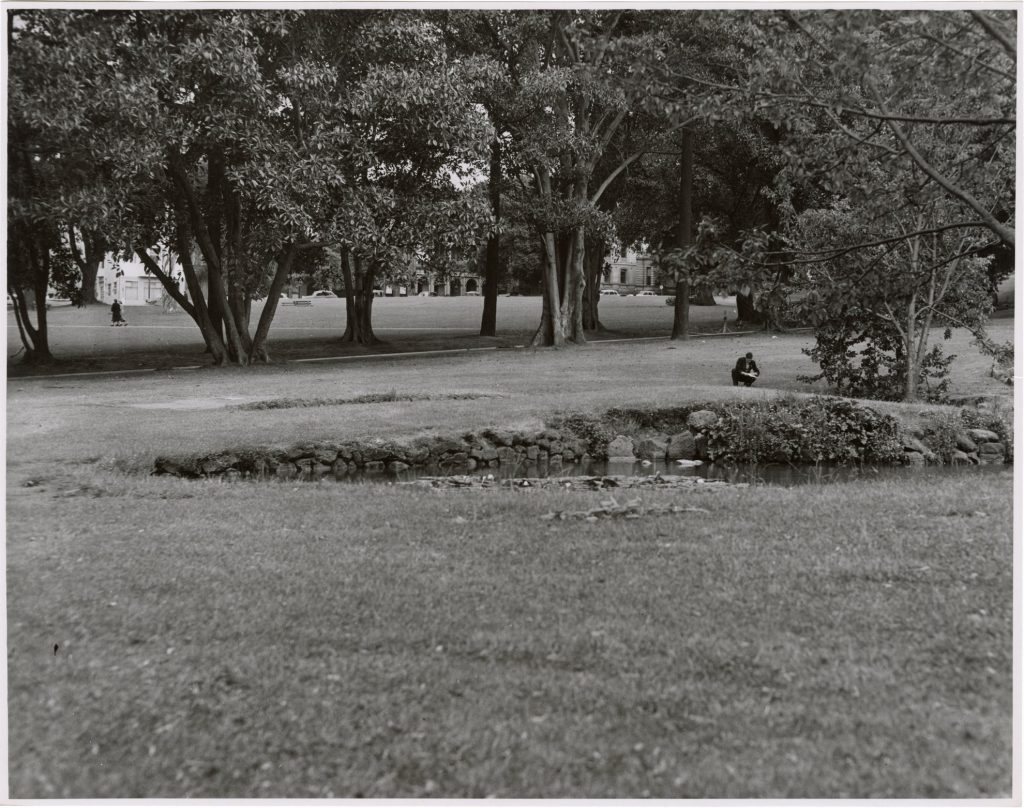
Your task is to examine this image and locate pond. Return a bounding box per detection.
[330,457,1009,488]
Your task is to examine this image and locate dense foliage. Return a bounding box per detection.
[8,9,1013,392]
[563,397,906,464]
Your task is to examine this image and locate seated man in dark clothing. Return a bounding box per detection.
[732,352,760,386]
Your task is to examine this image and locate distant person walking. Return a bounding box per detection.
[732,352,759,386]
[110,299,127,326]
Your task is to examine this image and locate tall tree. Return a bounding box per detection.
[744,10,1015,248]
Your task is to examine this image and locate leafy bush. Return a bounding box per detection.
[973,334,1014,384]
[598,398,904,465]
[921,412,965,462]
[800,332,954,403]
[702,397,904,464]
[554,412,615,458]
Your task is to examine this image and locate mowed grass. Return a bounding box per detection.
[7,294,737,376]
[6,467,1013,798]
[6,313,1016,798]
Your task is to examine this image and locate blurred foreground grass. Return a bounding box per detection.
[7,467,1013,798]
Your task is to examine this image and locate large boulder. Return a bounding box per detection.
[361,441,392,462]
[977,442,1006,464]
[441,451,469,467]
[955,433,978,453]
[285,443,321,461]
[967,428,1000,443]
[665,431,697,460]
[313,444,339,464]
[687,410,718,431]
[634,433,669,460]
[496,446,517,464]
[154,456,202,478]
[431,436,468,455]
[902,435,930,455]
[482,428,513,447]
[606,435,635,460]
[201,453,240,475]
[405,441,433,465]
[470,441,499,463]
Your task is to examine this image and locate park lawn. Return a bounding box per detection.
[6,321,1014,476]
[6,316,1016,798]
[6,295,738,377]
[6,466,1014,798]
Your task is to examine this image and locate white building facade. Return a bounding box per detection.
[95,252,187,306]
[602,249,658,294]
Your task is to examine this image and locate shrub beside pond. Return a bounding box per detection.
[580,397,903,464]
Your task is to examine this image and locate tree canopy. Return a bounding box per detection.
[7,8,1014,398]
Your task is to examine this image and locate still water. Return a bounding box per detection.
[332,457,1009,487]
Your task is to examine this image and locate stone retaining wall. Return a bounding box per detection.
[155,429,593,481]
[153,407,1009,481]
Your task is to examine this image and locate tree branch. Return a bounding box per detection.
[867,80,1015,248]
[167,150,224,273]
[920,31,1015,81]
[590,115,702,204]
[135,246,196,318]
[969,11,1016,63]
[66,224,87,273]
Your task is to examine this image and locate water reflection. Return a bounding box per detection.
[330,456,1008,487]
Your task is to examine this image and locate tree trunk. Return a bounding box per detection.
[904,297,918,402]
[531,272,555,347]
[531,164,566,348]
[68,225,105,305]
[341,252,380,345]
[249,246,298,362]
[9,285,51,364]
[13,226,55,363]
[137,244,229,365]
[561,224,587,343]
[173,212,228,363]
[223,182,253,359]
[736,286,761,324]
[671,129,694,341]
[169,158,226,347]
[691,285,716,306]
[582,236,605,332]
[480,138,501,337]
[533,229,565,347]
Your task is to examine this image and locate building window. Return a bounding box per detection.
[620,269,627,284]
[107,283,112,298]
[124,280,139,300]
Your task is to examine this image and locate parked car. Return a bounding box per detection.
[465,290,481,296]
[311,289,337,297]
[634,290,658,297]
[417,290,437,297]
[600,288,620,296]
[372,289,384,297]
